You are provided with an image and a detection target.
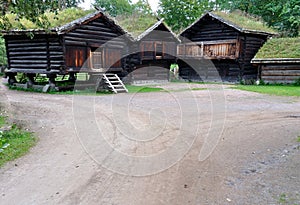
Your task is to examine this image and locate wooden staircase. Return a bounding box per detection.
[98,73,128,94]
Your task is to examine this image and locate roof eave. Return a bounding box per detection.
[251,58,300,64]
[1,29,57,36]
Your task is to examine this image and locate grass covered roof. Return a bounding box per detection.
[254,37,300,59]
[116,14,158,38]
[212,11,277,35]
[5,8,94,30]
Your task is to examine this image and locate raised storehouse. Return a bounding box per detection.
[251,37,300,84]
[125,19,180,84]
[3,10,133,85]
[178,11,276,82]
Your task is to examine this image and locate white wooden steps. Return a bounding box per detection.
[101,73,128,94]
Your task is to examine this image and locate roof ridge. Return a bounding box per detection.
[180,11,276,36]
[136,18,180,42]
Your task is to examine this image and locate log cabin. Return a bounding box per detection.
[251,37,300,84]
[124,19,180,84]
[178,11,276,82]
[3,10,133,86]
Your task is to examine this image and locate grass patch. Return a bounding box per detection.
[126,85,164,93]
[213,10,276,34]
[234,85,300,97]
[0,116,6,127]
[0,116,37,167]
[297,136,300,143]
[116,13,158,38]
[8,83,164,95]
[279,193,288,204]
[254,37,300,59]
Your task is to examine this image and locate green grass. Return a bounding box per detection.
[126,85,164,93]
[8,83,164,95]
[279,193,288,204]
[254,37,300,59]
[0,116,6,127]
[297,136,300,143]
[116,13,158,38]
[5,8,94,30]
[0,116,37,167]
[213,10,276,34]
[234,85,300,97]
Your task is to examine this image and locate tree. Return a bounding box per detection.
[133,0,153,15]
[93,0,134,17]
[0,0,83,30]
[214,0,300,37]
[157,0,213,33]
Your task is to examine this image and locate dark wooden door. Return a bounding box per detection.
[104,48,122,68]
[66,46,87,69]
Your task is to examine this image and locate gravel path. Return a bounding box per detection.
[0,81,299,205]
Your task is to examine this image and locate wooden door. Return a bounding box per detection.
[104,48,122,68]
[65,46,87,69]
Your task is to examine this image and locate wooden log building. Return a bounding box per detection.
[178,12,275,82]
[251,37,300,84]
[3,10,133,85]
[124,19,179,84]
[252,59,300,84]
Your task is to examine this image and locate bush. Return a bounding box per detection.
[294,78,300,86]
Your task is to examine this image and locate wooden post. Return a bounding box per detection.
[7,73,17,85]
[27,73,36,87]
[47,74,57,88]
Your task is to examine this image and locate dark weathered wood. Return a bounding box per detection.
[257,62,300,83]
[179,13,270,82]
[4,12,128,78]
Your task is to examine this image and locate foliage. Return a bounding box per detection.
[254,37,300,59]
[0,117,36,167]
[297,136,300,143]
[214,0,300,37]
[0,0,84,30]
[294,78,300,86]
[116,13,157,37]
[234,85,300,97]
[0,37,7,66]
[157,0,213,33]
[93,0,154,18]
[132,0,153,15]
[93,0,134,17]
[213,11,276,34]
[279,193,288,204]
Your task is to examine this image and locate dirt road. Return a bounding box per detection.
[0,82,299,205]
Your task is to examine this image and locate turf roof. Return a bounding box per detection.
[212,11,277,35]
[115,14,158,38]
[5,8,94,30]
[254,37,300,59]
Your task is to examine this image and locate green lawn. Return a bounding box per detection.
[234,85,300,97]
[0,116,37,167]
[126,85,164,93]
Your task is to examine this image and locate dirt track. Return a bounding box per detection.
[0,81,299,205]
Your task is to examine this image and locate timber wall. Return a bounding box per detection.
[260,63,300,84]
[5,35,63,74]
[179,15,268,82]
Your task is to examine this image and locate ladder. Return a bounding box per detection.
[101,73,128,94]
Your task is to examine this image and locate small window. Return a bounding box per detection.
[156,42,163,59]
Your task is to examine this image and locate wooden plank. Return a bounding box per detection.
[262,70,300,76]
